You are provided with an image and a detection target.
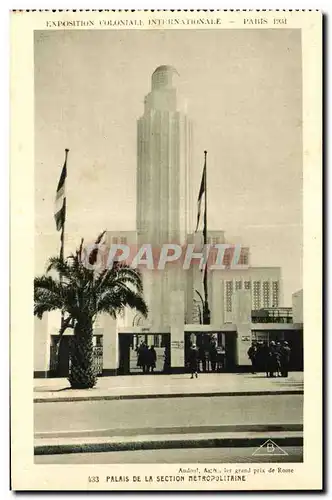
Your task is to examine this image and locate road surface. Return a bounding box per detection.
[35,446,303,464]
[35,394,302,434]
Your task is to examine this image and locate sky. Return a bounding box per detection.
[34,28,302,306]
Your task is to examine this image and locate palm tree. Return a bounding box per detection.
[34,233,148,389]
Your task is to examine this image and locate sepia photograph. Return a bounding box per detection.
[33,26,303,465]
[10,10,322,491]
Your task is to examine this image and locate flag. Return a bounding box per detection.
[54,151,68,231]
[89,230,106,266]
[195,162,206,232]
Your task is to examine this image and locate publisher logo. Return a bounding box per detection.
[252,439,288,456]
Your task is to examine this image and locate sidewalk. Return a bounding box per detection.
[34,372,304,403]
[35,429,303,456]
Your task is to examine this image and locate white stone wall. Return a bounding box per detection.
[231,290,252,366]
[170,290,185,368]
[34,315,50,375]
[292,289,303,323]
[209,266,282,324]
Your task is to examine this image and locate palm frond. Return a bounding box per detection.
[34,232,147,324]
[95,230,106,245]
[46,256,72,280]
[34,275,64,318]
[97,287,148,318]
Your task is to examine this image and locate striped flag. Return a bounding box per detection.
[195,162,206,232]
[54,150,68,231]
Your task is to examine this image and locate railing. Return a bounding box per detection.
[93,346,103,375]
[251,308,293,324]
[49,343,103,376]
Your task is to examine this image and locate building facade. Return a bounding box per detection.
[34,66,302,377]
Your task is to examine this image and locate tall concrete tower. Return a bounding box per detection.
[136,66,193,327]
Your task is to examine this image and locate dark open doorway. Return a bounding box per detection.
[184,331,237,372]
[118,333,171,375]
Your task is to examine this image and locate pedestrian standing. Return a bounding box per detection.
[189,343,199,379]
[247,342,258,374]
[149,345,157,373]
[209,340,218,372]
[163,345,170,373]
[260,341,269,377]
[217,345,226,371]
[275,341,282,377]
[139,343,149,374]
[280,341,291,377]
[267,341,278,377]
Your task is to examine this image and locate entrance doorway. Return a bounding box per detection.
[118,334,171,375]
[224,332,237,371]
[185,331,237,372]
[252,330,303,371]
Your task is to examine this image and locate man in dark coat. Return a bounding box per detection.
[279,341,291,377]
[189,343,199,379]
[247,342,258,374]
[137,342,149,373]
[148,345,157,373]
[217,345,226,371]
[267,341,278,377]
[209,340,218,372]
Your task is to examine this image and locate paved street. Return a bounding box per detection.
[34,372,304,402]
[35,446,303,464]
[35,394,302,434]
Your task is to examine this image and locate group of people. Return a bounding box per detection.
[247,340,291,377]
[187,341,227,379]
[136,342,157,374]
[199,341,226,372]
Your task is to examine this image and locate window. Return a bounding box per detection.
[225,281,233,312]
[223,247,233,268]
[263,281,270,308]
[235,281,242,291]
[272,281,279,307]
[238,247,249,266]
[208,236,220,245]
[120,236,127,245]
[111,236,118,244]
[244,281,251,290]
[253,281,261,310]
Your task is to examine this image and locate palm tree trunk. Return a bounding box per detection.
[68,318,97,389]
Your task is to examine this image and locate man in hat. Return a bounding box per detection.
[189,343,199,379]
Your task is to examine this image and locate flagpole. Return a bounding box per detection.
[60,149,69,263]
[59,149,69,336]
[203,150,210,325]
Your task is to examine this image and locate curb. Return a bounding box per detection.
[34,389,303,404]
[35,423,303,440]
[34,434,303,456]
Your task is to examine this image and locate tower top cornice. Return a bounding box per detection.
[151,65,179,90]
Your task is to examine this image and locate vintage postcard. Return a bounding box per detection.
[11,9,322,491]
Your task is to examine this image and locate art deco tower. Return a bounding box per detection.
[136,66,193,327]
